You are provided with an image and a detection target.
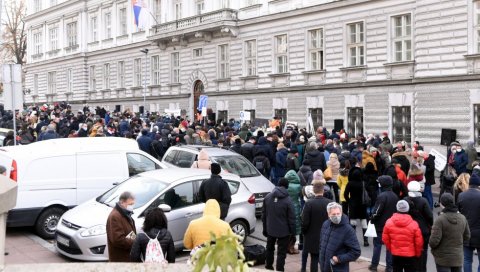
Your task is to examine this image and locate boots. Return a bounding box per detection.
[288,236,299,254]
[362,228,369,247]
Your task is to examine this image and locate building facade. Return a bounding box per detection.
[24,0,480,151]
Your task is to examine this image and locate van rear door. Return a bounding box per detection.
[0,149,14,179]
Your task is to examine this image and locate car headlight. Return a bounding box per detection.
[80,225,106,237]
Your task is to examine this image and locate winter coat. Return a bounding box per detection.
[304,149,327,173]
[262,186,296,238]
[364,163,379,206]
[344,167,367,219]
[424,154,436,185]
[379,138,393,154]
[285,170,302,235]
[137,135,153,155]
[466,143,478,171]
[191,149,211,170]
[240,142,255,162]
[371,189,399,233]
[404,196,433,237]
[395,165,408,187]
[327,156,341,182]
[130,228,175,263]
[301,196,333,254]
[429,207,470,267]
[319,215,361,272]
[384,165,408,199]
[254,137,274,165]
[229,143,242,154]
[362,150,377,171]
[292,142,306,164]
[198,174,232,220]
[297,165,313,186]
[392,152,411,177]
[106,203,137,262]
[337,168,349,203]
[458,188,480,247]
[275,148,289,179]
[183,199,231,249]
[40,130,59,141]
[454,150,469,175]
[382,213,423,257]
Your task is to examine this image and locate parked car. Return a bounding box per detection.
[0,137,165,239]
[162,145,275,214]
[55,168,256,261]
[0,128,13,146]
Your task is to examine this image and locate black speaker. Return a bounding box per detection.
[334,119,344,132]
[115,105,121,112]
[441,129,456,146]
[139,106,144,114]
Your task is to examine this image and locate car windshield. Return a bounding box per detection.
[212,155,260,178]
[96,175,168,209]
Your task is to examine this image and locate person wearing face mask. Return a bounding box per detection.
[453,143,469,176]
[78,123,89,137]
[106,191,137,262]
[319,202,361,272]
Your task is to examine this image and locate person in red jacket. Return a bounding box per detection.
[382,200,423,272]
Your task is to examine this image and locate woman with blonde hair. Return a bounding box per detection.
[453,173,470,204]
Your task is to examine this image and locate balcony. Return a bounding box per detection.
[148,9,238,47]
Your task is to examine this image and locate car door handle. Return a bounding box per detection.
[112,182,119,186]
[184,212,194,218]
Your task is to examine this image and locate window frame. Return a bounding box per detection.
[218,44,230,79]
[33,31,42,55]
[346,21,365,67]
[218,110,228,123]
[90,16,98,42]
[49,26,58,51]
[274,109,287,124]
[307,28,325,70]
[196,0,205,15]
[151,55,160,85]
[171,52,180,83]
[104,12,112,39]
[119,8,127,36]
[391,106,412,143]
[117,61,125,88]
[33,74,39,95]
[89,65,96,91]
[134,58,142,87]
[347,107,364,136]
[274,34,288,74]
[153,0,162,23]
[244,39,257,76]
[308,108,323,129]
[104,63,111,89]
[47,71,57,95]
[193,48,203,59]
[66,22,77,47]
[67,68,73,92]
[391,14,412,62]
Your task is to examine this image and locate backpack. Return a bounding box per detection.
[243,244,266,266]
[285,156,297,172]
[142,232,167,264]
[253,155,268,173]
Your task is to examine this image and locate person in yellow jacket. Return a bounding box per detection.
[183,199,231,249]
[337,160,351,214]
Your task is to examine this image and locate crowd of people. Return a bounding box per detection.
[5,103,480,271]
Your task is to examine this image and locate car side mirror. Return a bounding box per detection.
[159,204,171,212]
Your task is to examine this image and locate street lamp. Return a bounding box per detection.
[140,48,149,118]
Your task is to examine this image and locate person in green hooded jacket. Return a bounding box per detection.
[284,169,302,254]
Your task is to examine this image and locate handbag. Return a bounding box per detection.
[361,182,371,206]
[243,244,266,266]
[323,167,333,181]
[364,222,377,237]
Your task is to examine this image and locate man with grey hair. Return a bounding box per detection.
[106,191,136,262]
[319,202,361,272]
[38,124,59,141]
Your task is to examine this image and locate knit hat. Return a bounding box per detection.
[396,200,409,213]
[378,175,393,188]
[408,181,421,192]
[440,193,455,208]
[369,147,378,153]
[312,170,325,183]
[470,174,480,186]
[211,163,221,175]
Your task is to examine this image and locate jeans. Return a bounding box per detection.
[372,234,392,269]
[300,249,319,272]
[266,235,289,271]
[423,184,433,209]
[464,246,480,272]
[435,264,462,272]
[392,256,418,272]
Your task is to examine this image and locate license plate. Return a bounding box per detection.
[57,236,70,247]
[255,202,263,208]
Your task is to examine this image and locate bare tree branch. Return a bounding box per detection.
[2,0,27,65]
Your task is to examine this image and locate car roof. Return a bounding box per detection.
[139,168,241,183]
[171,145,241,157]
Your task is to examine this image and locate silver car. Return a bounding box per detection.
[162,145,275,213]
[55,168,256,261]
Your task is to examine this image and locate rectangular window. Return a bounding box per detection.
[245,0,257,6]
[244,40,257,76]
[151,55,160,85]
[347,22,365,66]
[91,16,98,42]
[193,48,203,58]
[119,8,127,35]
[308,29,324,70]
[196,0,204,15]
[274,35,288,73]
[66,22,77,47]
[221,0,230,8]
[153,0,162,22]
[50,0,57,6]
[33,74,39,95]
[392,14,412,62]
[47,71,56,94]
[476,2,480,53]
[33,32,42,55]
[134,58,142,87]
[475,104,480,145]
[171,52,180,83]
[175,2,182,20]
[218,44,230,79]
[245,109,256,121]
[104,63,111,89]
[49,27,58,51]
[392,106,412,143]
[347,107,364,136]
[117,61,125,88]
[89,66,96,90]
[67,68,73,92]
[309,108,323,129]
[34,0,41,12]
[274,109,287,124]
[104,12,112,39]
[218,110,228,123]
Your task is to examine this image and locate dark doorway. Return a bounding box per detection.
[193,80,204,116]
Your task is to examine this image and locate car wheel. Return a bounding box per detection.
[35,207,66,240]
[230,220,248,244]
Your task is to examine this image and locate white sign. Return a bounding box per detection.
[307,115,314,134]
[164,109,181,116]
[3,64,23,111]
[239,111,251,121]
[201,107,207,114]
[429,148,447,172]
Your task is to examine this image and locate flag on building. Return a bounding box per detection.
[132,0,150,29]
[198,95,208,112]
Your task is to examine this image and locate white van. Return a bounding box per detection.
[0,137,166,239]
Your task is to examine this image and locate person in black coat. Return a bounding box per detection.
[254,136,275,166]
[229,138,242,154]
[137,129,153,155]
[301,181,333,272]
[198,163,232,220]
[344,167,369,246]
[319,203,361,272]
[262,178,296,271]
[370,175,399,272]
[304,141,327,173]
[384,165,408,199]
[422,151,436,209]
[458,174,480,272]
[130,208,175,263]
[364,162,379,214]
[240,137,256,162]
